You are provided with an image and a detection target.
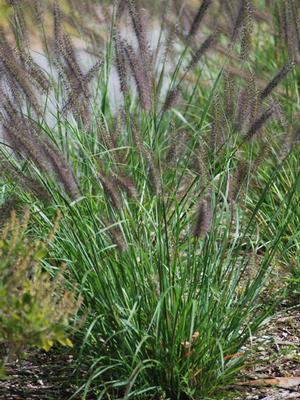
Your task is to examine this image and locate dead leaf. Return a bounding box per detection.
[237,376,300,389]
[224,352,243,361]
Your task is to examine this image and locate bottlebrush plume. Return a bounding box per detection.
[187,0,212,40]
[260,63,294,100]
[193,198,212,239]
[243,105,274,142]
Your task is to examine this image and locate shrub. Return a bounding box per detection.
[0,209,80,377]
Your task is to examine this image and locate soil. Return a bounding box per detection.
[227,306,300,400]
[0,349,83,400]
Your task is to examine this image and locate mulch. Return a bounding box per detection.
[231,307,300,400]
[0,350,82,400]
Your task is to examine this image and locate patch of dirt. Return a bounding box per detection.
[231,307,300,400]
[0,349,85,400]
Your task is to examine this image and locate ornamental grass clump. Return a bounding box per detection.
[0,0,298,398]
